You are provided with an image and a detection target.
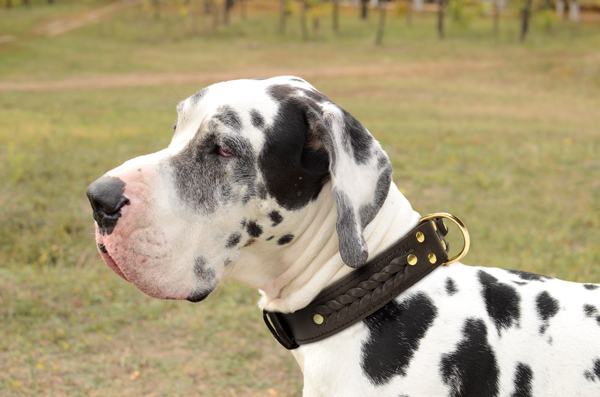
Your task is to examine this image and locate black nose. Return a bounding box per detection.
[87,176,130,235]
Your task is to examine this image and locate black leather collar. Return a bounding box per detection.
[264,215,455,350]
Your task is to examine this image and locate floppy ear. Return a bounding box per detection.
[305,102,393,268]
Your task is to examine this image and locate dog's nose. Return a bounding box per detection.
[86,176,130,235]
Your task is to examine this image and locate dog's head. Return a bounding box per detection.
[87,77,392,302]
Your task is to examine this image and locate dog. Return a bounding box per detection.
[87,76,600,396]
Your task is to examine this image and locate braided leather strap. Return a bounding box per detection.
[263,216,451,350]
[314,261,406,326]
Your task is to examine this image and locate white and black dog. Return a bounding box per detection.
[87,76,600,396]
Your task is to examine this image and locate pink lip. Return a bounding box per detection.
[98,246,131,282]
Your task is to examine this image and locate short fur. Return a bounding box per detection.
[87,76,600,396]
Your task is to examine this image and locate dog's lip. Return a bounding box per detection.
[97,243,131,282]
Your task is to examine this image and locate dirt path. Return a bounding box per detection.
[0,0,142,44]
[0,61,495,92]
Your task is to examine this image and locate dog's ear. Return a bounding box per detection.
[304,103,393,268]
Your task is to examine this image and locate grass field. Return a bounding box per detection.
[1,1,599,395]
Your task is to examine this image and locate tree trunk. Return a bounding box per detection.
[152,0,160,20]
[300,0,309,40]
[520,0,532,42]
[332,0,339,34]
[406,0,412,26]
[279,0,286,33]
[375,0,386,44]
[360,0,368,19]
[240,0,246,20]
[223,0,234,25]
[492,0,499,37]
[437,0,445,39]
[47,0,54,4]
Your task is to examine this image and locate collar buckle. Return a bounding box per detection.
[419,213,470,266]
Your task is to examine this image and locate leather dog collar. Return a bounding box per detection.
[263,213,469,350]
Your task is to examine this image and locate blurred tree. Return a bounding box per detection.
[360,0,368,19]
[375,0,386,44]
[310,0,321,35]
[332,0,339,33]
[300,0,309,40]
[279,0,286,33]
[492,0,499,36]
[151,0,160,20]
[406,0,413,26]
[223,0,233,24]
[240,0,246,20]
[520,0,532,41]
[438,0,445,38]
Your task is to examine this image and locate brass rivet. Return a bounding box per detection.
[429,253,437,264]
[313,314,324,325]
[416,231,425,243]
[442,240,446,251]
[407,254,418,266]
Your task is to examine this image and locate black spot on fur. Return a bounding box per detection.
[214,105,242,131]
[358,161,392,229]
[478,271,521,335]
[508,270,550,282]
[169,130,257,212]
[193,256,215,281]
[268,84,298,102]
[250,109,265,129]
[246,220,263,238]
[584,304,600,326]
[340,108,374,164]
[268,210,284,226]
[277,234,294,245]
[266,236,274,241]
[226,232,242,248]
[334,189,368,267]
[584,284,600,291]
[361,293,438,385]
[536,291,559,334]
[244,238,256,247]
[190,87,207,106]
[299,87,330,104]
[513,281,528,286]
[440,318,499,397]
[259,86,331,211]
[511,363,533,397]
[584,358,600,382]
[446,278,458,296]
[98,244,108,253]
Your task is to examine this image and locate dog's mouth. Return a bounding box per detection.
[97,242,131,282]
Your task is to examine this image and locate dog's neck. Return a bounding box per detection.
[224,182,420,314]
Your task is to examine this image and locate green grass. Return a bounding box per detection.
[1,2,600,395]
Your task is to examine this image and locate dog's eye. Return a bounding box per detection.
[217,146,233,157]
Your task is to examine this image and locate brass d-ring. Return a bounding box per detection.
[420,213,470,266]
